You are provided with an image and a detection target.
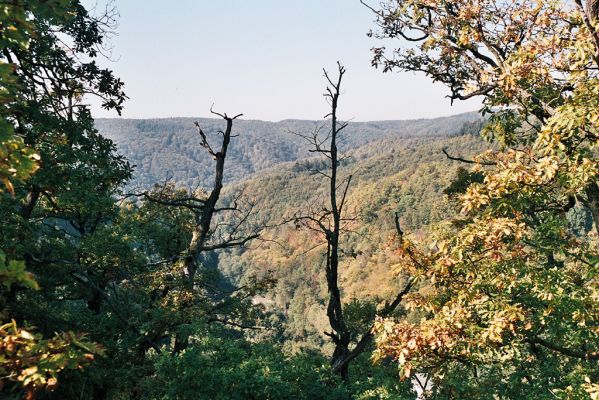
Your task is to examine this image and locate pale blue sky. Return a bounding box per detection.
[85,0,480,121]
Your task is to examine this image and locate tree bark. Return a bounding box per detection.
[183,113,236,285]
[297,63,415,380]
[584,181,599,232]
[175,111,241,352]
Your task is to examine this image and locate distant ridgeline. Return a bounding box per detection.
[95,112,481,189]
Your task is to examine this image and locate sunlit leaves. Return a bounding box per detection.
[368,0,599,396]
[0,250,38,290]
[0,320,102,399]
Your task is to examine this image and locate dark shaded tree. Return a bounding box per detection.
[294,63,414,380]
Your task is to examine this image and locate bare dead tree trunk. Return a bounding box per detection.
[294,63,414,381]
[173,108,243,353]
[130,109,263,354]
[182,108,242,287]
[323,63,352,380]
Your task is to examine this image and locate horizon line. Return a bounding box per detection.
[94,109,481,124]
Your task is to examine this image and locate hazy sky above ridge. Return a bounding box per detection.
[84,0,480,121]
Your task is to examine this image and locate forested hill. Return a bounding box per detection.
[95,112,480,188]
[212,131,490,349]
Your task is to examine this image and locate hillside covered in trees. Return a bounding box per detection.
[215,131,490,350]
[1,1,598,400]
[95,113,481,188]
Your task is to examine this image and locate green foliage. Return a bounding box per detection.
[0,126,39,195]
[9,0,598,398]
[0,0,132,398]
[0,320,101,399]
[343,299,377,343]
[0,0,54,194]
[143,334,412,400]
[0,251,38,290]
[147,338,346,400]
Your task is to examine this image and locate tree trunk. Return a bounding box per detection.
[584,182,599,232]
[174,112,236,353]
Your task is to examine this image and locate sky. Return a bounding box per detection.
[84,0,480,121]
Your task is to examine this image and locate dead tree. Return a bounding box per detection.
[133,108,260,280]
[129,107,264,352]
[183,108,248,285]
[294,63,414,381]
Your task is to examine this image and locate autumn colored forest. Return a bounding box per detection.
[1,1,598,399]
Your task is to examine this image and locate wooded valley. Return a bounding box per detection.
[1,1,598,399]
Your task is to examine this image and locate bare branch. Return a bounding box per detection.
[442,148,496,166]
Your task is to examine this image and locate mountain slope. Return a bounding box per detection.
[213,131,489,350]
[95,112,487,350]
[96,112,480,188]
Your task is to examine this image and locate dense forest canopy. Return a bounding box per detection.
[94,113,479,189]
[0,0,597,399]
